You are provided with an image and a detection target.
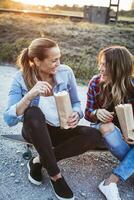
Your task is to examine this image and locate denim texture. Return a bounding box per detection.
[91,123,134,181]
[103,127,131,161]
[113,147,134,181]
[4,64,83,126]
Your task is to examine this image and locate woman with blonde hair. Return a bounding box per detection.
[4,37,103,200]
[85,46,134,200]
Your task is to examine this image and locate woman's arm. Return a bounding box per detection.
[4,76,25,126]
[85,77,114,123]
[85,77,98,122]
[16,81,52,116]
[4,73,52,126]
[16,93,33,116]
[67,67,83,119]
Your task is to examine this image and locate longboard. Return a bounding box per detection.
[1,134,107,160]
[1,134,32,146]
[1,134,33,160]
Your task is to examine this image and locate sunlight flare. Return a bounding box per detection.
[13,0,133,10]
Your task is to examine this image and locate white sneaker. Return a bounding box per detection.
[98,180,121,200]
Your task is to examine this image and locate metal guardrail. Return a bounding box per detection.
[0,8,83,22]
[117,20,134,25]
[0,8,133,24]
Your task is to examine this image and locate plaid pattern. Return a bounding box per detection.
[85,75,101,122]
[85,75,134,123]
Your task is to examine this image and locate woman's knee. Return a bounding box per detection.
[79,127,104,150]
[80,126,102,141]
[24,106,45,123]
[25,106,44,118]
[99,122,115,136]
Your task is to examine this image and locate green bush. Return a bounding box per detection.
[0,38,30,63]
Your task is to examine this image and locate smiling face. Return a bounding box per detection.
[36,46,61,76]
[98,54,107,82]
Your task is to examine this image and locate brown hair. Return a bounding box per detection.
[97,46,134,107]
[17,38,58,89]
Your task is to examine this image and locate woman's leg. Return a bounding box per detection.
[99,123,131,161]
[113,146,134,181]
[99,147,134,200]
[98,173,121,200]
[23,106,75,200]
[23,106,60,177]
[47,125,104,162]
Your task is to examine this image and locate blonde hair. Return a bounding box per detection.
[17,38,58,89]
[97,46,134,107]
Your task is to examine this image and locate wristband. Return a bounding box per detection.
[92,109,98,116]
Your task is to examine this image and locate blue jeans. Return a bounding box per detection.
[91,123,134,181]
[103,127,130,161]
[113,147,134,181]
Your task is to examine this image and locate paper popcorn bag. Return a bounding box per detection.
[54,91,73,129]
[115,104,134,140]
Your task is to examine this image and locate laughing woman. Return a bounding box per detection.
[85,46,134,200]
[4,37,103,200]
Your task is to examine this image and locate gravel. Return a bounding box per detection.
[0,65,134,200]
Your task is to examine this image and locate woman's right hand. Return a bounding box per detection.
[27,81,52,100]
[96,109,114,123]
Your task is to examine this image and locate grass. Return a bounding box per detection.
[118,16,134,21]
[0,13,134,82]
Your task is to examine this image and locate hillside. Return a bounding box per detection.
[0,13,134,81]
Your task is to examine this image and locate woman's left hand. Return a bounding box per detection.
[67,112,80,128]
[123,131,134,145]
[125,138,134,145]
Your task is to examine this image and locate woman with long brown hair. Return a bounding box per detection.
[4,37,103,200]
[85,46,134,200]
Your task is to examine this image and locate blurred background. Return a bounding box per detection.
[0,0,134,83]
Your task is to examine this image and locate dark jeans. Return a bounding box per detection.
[22,106,104,177]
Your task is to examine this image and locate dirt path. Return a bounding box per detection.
[0,65,133,200]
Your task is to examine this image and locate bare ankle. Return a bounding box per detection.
[33,156,40,164]
[104,174,119,185]
[51,173,62,182]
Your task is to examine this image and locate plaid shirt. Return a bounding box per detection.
[85,74,102,122]
[85,74,134,123]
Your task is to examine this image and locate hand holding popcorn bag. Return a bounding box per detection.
[54,91,73,129]
[115,104,134,140]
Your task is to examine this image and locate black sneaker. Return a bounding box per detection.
[27,157,42,185]
[50,176,74,200]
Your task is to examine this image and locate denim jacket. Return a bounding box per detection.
[4,64,83,126]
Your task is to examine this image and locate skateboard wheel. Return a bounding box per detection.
[23,150,32,160]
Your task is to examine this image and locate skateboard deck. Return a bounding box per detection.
[1,134,32,146]
[1,134,33,160]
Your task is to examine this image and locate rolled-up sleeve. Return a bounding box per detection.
[68,68,83,119]
[85,76,99,122]
[3,77,23,126]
